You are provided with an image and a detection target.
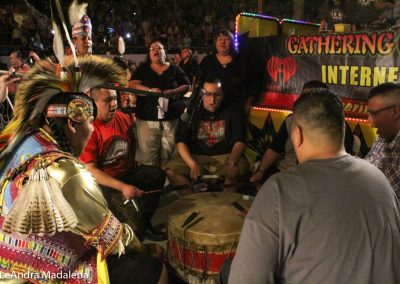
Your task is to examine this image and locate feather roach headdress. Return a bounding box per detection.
[0,55,126,159]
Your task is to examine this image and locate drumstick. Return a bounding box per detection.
[143,184,191,195]
[184,216,204,231]
[143,189,163,195]
[232,201,248,216]
[182,211,199,227]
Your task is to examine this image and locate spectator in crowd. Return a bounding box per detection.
[198,30,250,112]
[348,0,395,30]
[179,47,199,84]
[229,88,400,284]
[250,81,355,186]
[319,0,351,32]
[365,82,400,198]
[3,50,30,95]
[0,74,19,131]
[28,5,94,74]
[80,87,166,241]
[129,40,190,167]
[165,78,248,192]
[0,50,30,130]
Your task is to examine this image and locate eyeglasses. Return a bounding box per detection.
[204,92,223,97]
[368,105,398,116]
[150,47,164,51]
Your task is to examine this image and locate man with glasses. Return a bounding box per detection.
[165,78,248,192]
[365,82,400,197]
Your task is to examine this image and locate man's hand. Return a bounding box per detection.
[188,161,201,180]
[0,74,20,86]
[29,51,40,62]
[225,162,239,179]
[121,184,144,199]
[162,89,175,95]
[249,170,263,183]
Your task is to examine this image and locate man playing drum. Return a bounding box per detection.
[165,78,249,192]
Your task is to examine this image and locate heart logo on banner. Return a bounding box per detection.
[266,57,297,83]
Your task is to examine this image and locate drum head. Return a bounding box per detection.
[167,192,252,245]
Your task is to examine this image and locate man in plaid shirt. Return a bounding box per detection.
[365,83,400,197]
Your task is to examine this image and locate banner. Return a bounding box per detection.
[238,17,400,118]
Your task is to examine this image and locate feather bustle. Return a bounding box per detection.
[2,167,78,237]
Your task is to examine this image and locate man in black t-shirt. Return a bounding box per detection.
[165,78,249,192]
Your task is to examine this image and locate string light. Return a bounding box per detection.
[280,18,319,27]
[252,106,291,113]
[235,12,280,51]
[252,106,369,122]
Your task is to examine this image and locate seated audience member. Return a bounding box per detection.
[80,88,166,240]
[365,83,400,198]
[250,80,354,185]
[229,88,400,284]
[0,56,166,283]
[165,78,248,192]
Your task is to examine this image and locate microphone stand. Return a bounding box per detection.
[187,90,202,126]
[181,75,204,127]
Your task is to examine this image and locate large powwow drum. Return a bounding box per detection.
[167,192,252,284]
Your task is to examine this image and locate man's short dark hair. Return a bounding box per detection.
[293,88,345,144]
[302,80,328,92]
[368,83,400,100]
[203,77,222,86]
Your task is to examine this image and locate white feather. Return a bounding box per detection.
[55,0,78,67]
[68,0,88,26]
[52,21,64,67]
[118,36,125,55]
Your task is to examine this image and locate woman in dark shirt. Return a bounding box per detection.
[198,30,250,112]
[130,40,190,166]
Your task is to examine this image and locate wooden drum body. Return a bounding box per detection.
[167,192,252,284]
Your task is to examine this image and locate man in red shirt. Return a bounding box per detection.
[80,88,166,240]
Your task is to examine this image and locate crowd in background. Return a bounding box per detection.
[0,0,299,56]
